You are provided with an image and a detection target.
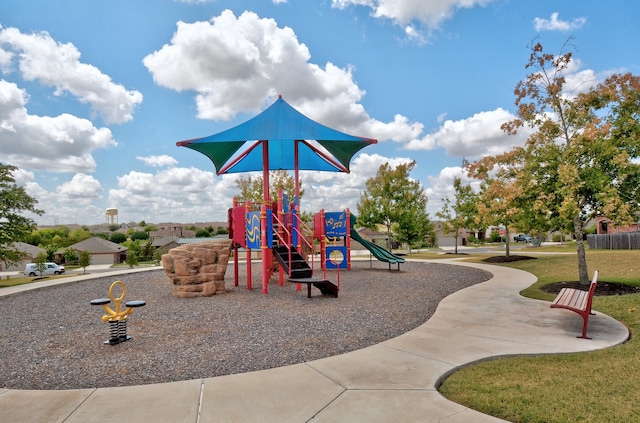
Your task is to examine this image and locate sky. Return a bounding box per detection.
[1,0,639,226]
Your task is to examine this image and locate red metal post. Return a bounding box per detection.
[346,208,351,270]
[261,204,268,294]
[320,209,326,269]
[245,201,252,291]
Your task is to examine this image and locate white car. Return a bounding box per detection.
[24,262,65,276]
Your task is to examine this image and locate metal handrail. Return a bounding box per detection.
[271,211,316,275]
[291,212,316,272]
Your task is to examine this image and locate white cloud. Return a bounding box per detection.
[556,58,602,98]
[0,27,143,124]
[404,108,529,159]
[14,171,105,224]
[332,0,494,31]
[136,155,179,168]
[56,173,102,199]
[16,149,425,225]
[404,25,426,44]
[425,166,480,218]
[143,9,420,143]
[108,167,238,223]
[534,12,587,33]
[299,153,416,214]
[0,80,117,173]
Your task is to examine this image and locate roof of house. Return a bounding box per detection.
[10,241,45,257]
[177,235,229,245]
[152,236,179,248]
[60,237,127,254]
[356,227,387,239]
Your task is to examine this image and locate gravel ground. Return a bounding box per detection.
[0,260,491,390]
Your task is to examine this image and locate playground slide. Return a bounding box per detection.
[350,227,405,265]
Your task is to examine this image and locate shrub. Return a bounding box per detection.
[109,232,127,244]
[130,231,149,241]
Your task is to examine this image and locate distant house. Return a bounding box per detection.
[433,221,487,247]
[152,236,180,251]
[1,242,46,271]
[351,227,400,249]
[596,216,639,234]
[57,237,127,265]
[433,221,468,247]
[149,226,196,238]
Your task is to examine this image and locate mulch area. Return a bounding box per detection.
[0,260,492,390]
[541,281,640,296]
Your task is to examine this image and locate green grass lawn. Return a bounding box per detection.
[436,249,640,423]
[0,273,73,288]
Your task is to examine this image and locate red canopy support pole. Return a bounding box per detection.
[346,209,351,270]
[261,203,269,295]
[262,140,270,206]
[230,197,238,287]
[245,201,252,291]
[293,140,303,291]
[320,209,326,269]
[260,140,270,294]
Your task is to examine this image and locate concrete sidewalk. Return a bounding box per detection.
[0,261,629,423]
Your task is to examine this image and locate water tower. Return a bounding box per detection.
[105,208,118,224]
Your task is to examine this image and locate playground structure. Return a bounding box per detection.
[349,213,405,270]
[228,193,405,296]
[228,189,344,297]
[177,95,410,296]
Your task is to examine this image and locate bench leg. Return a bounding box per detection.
[307,284,312,299]
[578,314,592,339]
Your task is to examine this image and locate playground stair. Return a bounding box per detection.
[272,245,338,298]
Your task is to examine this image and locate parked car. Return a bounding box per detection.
[514,234,532,243]
[24,262,65,276]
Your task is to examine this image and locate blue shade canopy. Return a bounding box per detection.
[177,96,377,174]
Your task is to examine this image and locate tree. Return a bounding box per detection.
[34,251,48,278]
[78,250,91,274]
[0,163,43,268]
[466,158,526,258]
[436,177,478,254]
[109,232,127,244]
[235,170,305,205]
[125,251,138,268]
[130,231,149,241]
[143,224,158,232]
[63,247,78,264]
[395,203,435,252]
[140,238,154,261]
[195,228,210,238]
[65,228,92,247]
[497,39,640,283]
[357,161,433,250]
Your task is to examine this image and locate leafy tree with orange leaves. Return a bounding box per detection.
[471,39,640,283]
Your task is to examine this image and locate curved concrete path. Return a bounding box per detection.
[0,261,629,423]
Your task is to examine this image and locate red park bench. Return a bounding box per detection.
[550,270,598,339]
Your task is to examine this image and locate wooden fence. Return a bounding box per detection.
[587,233,640,250]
